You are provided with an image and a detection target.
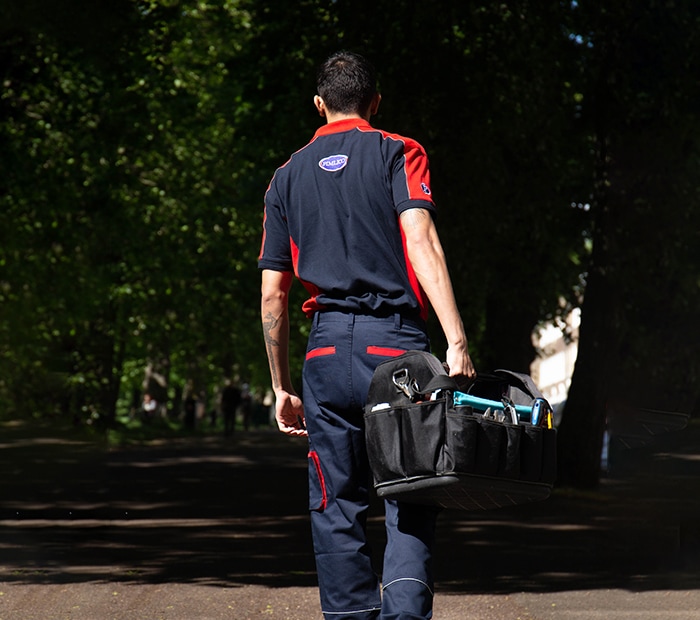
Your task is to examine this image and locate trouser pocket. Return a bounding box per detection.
[308,450,328,511]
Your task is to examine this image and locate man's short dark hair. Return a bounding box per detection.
[316,51,377,116]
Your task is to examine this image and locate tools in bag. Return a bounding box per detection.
[364,351,557,511]
[454,369,554,428]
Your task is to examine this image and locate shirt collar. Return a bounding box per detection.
[314,118,372,138]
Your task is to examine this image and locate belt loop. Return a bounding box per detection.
[313,311,320,328]
[394,313,402,330]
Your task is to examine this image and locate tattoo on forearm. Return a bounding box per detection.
[262,311,280,346]
[262,311,281,387]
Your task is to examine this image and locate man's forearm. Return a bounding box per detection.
[262,306,289,391]
[261,270,294,392]
[415,253,466,349]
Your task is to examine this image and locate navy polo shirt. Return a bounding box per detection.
[259,118,436,320]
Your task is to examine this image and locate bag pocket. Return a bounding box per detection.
[498,422,522,479]
[520,424,544,482]
[401,400,447,477]
[365,400,447,483]
[365,407,405,483]
[540,428,558,484]
[446,406,478,473]
[474,416,505,477]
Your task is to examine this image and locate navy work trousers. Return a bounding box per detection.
[302,311,439,620]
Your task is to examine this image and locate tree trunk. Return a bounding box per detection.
[556,102,616,488]
[556,266,614,487]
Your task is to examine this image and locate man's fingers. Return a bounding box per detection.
[278,422,308,437]
[276,411,308,437]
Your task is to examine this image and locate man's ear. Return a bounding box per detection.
[369,93,382,116]
[314,95,326,117]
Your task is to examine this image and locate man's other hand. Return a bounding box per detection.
[275,391,308,437]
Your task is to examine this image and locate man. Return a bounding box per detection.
[259,51,475,620]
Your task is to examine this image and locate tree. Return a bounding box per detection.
[557,1,700,486]
[0,0,267,422]
[0,0,340,423]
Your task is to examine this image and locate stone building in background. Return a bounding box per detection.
[530,308,580,409]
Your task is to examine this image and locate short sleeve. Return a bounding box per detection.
[391,137,436,215]
[258,181,293,272]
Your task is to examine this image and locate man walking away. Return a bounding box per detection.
[259,51,476,620]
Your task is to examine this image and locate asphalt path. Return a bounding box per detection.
[1,419,700,619]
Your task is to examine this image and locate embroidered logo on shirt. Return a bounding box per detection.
[421,183,431,196]
[319,154,348,172]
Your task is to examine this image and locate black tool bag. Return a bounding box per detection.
[364,351,557,511]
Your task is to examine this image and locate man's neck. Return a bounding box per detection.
[324,112,368,124]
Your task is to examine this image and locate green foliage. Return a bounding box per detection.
[0,0,338,423]
[0,0,264,421]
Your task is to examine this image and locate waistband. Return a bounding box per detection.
[312,310,427,332]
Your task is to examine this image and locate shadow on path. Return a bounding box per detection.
[2,420,700,596]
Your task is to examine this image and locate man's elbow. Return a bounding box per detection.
[261,276,291,312]
[261,284,287,307]
[404,234,432,257]
[405,235,444,270]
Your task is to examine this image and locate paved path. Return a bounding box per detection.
[1,420,700,619]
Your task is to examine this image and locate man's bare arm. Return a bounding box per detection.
[261,269,293,390]
[399,207,476,382]
[261,269,307,436]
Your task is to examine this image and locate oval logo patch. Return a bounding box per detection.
[319,154,348,172]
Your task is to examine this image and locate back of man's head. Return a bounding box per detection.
[316,51,377,116]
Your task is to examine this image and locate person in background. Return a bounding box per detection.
[220,380,242,437]
[183,391,197,431]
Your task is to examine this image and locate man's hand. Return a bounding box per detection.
[274,390,308,437]
[444,344,477,391]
